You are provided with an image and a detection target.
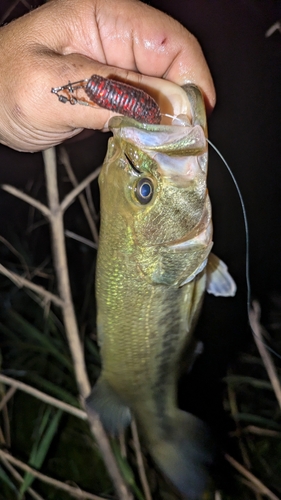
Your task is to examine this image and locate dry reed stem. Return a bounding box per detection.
[0,386,16,412]
[227,378,251,469]
[244,426,281,437]
[43,147,132,500]
[0,374,87,421]
[249,301,281,411]
[43,148,91,398]
[28,256,52,281]
[65,230,98,249]
[119,431,127,458]
[240,478,268,499]
[225,454,280,500]
[131,419,152,500]
[0,427,5,446]
[0,387,14,449]
[1,184,50,217]
[0,235,30,277]
[85,184,98,221]
[2,401,11,447]
[0,455,45,500]
[59,147,99,243]
[60,166,101,212]
[0,263,64,307]
[0,450,105,500]
[0,0,34,24]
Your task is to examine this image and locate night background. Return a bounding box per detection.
[0,1,281,499]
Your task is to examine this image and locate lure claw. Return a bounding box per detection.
[51,79,89,105]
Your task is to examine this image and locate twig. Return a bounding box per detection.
[2,399,11,447]
[0,235,30,277]
[86,183,99,221]
[60,167,101,212]
[43,148,90,398]
[0,455,45,500]
[0,386,17,412]
[244,425,281,437]
[65,230,98,250]
[0,374,87,421]
[1,184,50,218]
[59,147,99,243]
[0,427,5,446]
[227,377,251,469]
[265,21,281,37]
[0,264,64,307]
[225,454,280,500]
[240,477,267,499]
[88,413,134,500]
[28,256,52,281]
[43,148,132,500]
[249,301,281,411]
[0,450,105,500]
[119,431,127,459]
[0,0,21,25]
[131,419,152,500]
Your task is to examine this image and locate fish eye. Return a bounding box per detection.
[135,178,154,204]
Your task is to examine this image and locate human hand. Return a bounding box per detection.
[0,0,215,152]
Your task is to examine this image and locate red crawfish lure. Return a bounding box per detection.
[51,74,161,125]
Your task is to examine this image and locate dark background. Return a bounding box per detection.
[1,0,281,450]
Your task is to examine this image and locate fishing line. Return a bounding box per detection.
[207,138,281,362]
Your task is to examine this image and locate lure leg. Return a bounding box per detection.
[51,79,91,106]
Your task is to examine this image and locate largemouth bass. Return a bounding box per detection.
[87,84,236,499]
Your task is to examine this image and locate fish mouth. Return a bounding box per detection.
[110,117,206,156]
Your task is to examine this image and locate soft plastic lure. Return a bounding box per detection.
[51,74,161,125]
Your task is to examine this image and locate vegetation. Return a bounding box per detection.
[0,145,281,500]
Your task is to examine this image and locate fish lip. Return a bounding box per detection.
[110,118,206,153]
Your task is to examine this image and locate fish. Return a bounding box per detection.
[87,83,236,499]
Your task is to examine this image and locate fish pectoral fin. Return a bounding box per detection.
[206,253,236,297]
[86,377,131,435]
[179,258,208,286]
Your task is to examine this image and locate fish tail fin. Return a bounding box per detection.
[148,410,214,499]
[86,376,131,434]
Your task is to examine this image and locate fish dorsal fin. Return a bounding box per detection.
[206,253,236,297]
